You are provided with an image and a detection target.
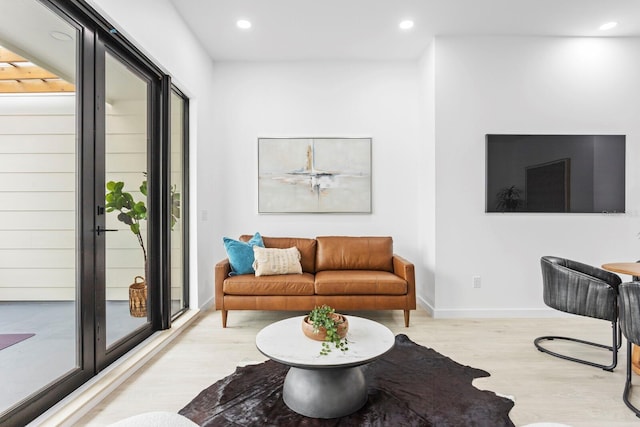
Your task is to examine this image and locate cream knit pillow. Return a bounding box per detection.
[252,246,303,276]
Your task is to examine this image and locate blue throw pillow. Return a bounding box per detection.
[223,232,264,276]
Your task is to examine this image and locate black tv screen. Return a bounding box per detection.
[486,134,625,213]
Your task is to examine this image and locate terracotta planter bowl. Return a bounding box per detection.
[302,313,349,341]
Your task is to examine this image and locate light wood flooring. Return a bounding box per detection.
[74,308,640,426]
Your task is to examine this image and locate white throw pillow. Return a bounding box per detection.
[252,246,303,276]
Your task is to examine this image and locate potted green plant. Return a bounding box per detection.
[302,305,349,355]
[105,173,181,263]
[495,185,523,212]
[105,177,149,262]
[105,174,180,317]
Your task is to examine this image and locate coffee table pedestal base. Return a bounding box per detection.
[283,366,367,418]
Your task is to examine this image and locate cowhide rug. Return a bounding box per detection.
[179,334,515,426]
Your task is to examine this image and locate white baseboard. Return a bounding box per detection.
[432,307,567,318]
[417,295,434,316]
[415,295,566,318]
[199,295,215,311]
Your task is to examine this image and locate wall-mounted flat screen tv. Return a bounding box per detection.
[486,134,625,213]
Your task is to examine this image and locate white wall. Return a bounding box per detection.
[417,41,437,313]
[209,61,424,274]
[433,36,640,317]
[211,38,640,318]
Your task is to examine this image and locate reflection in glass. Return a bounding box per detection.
[486,134,625,213]
[104,51,149,347]
[0,0,78,414]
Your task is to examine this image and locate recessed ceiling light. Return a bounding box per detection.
[599,22,618,31]
[399,20,414,30]
[236,19,252,30]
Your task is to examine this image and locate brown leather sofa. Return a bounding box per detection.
[215,235,416,327]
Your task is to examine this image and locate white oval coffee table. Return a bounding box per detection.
[255,315,395,419]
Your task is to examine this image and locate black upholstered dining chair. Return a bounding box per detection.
[534,256,622,371]
[618,281,640,417]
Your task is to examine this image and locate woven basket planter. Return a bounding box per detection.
[129,276,147,317]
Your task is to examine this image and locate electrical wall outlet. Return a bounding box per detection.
[473,276,481,288]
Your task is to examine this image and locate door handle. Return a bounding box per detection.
[96,226,118,235]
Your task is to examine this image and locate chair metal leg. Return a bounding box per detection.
[534,319,619,371]
[623,341,640,418]
[618,325,623,350]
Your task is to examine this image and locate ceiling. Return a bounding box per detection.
[0,46,74,94]
[168,0,640,61]
[0,0,76,92]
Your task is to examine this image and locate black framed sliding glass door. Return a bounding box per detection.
[0,0,188,424]
[0,0,86,422]
[96,43,156,365]
[170,88,189,319]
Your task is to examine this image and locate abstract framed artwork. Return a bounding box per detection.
[258,137,372,213]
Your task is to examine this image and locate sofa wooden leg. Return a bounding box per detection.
[221,310,228,328]
[404,310,410,327]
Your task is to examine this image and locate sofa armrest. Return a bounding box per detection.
[393,254,416,309]
[215,258,231,310]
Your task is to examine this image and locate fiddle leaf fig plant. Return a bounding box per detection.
[105,173,181,264]
[138,173,181,229]
[105,178,148,262]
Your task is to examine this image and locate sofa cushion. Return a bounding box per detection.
[241,235,317,273]
[315,236,393,272]
[223,232,264,275]
[223,272,315,296]
[315,270,407,295]
[253,246,303,276]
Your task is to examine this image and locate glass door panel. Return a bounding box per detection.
[104,51,150,347]
[170,90,186,317]
[0,0,79,415]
